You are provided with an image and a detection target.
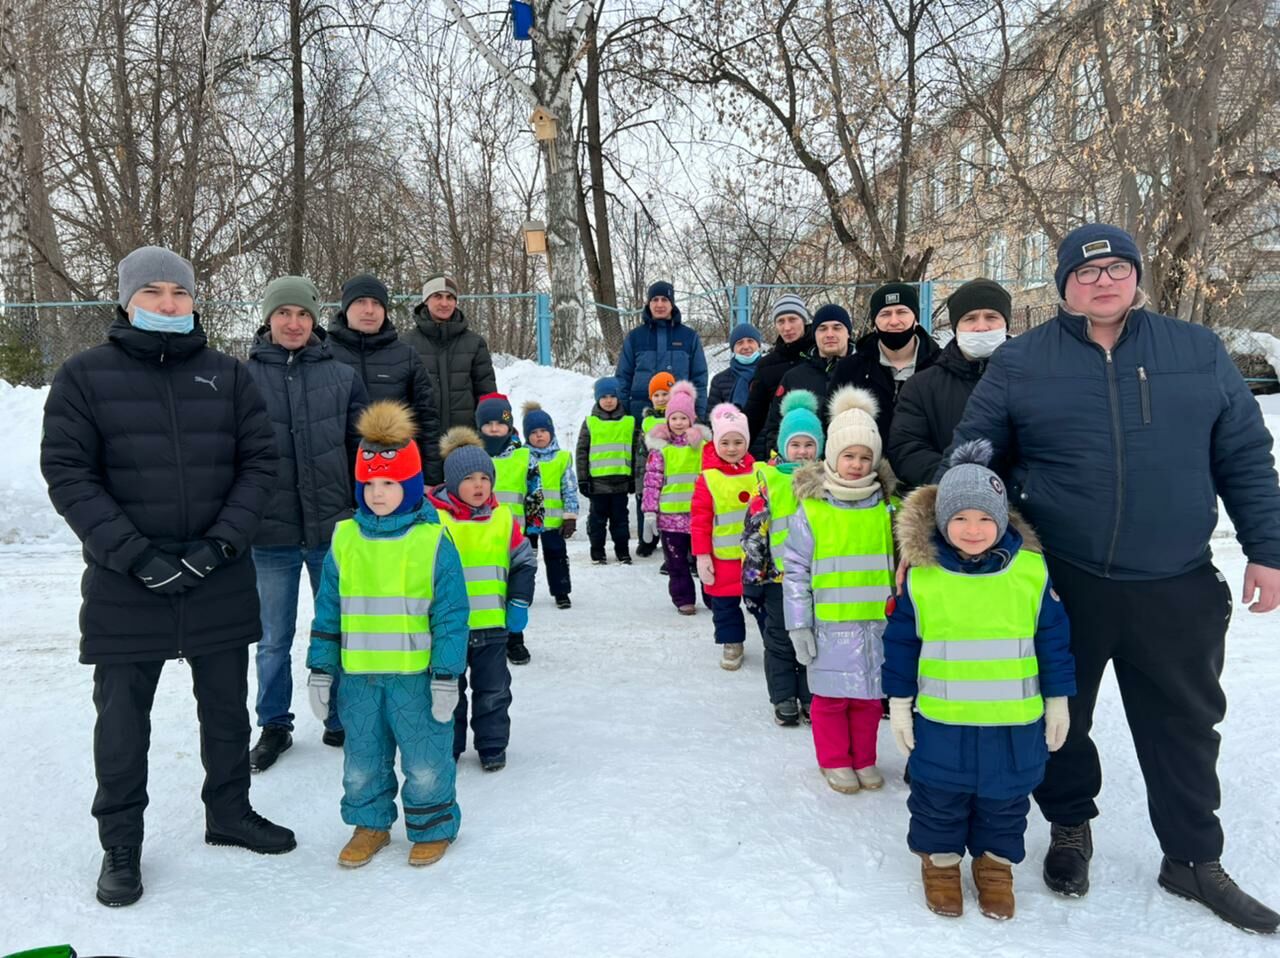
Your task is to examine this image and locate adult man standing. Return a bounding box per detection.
[889,279,1009,490]
[757,303,854,458]
[831,282,940,440]
[746,295,813,459]
[943,224,1280,933]
[615,281,709,420]
[327,273,442,483]
[404,273,497,432]
[41,246,295,909]
[245,276,368,771]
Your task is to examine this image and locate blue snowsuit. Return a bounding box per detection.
[307,499,470,843]
[883,491,1076,863]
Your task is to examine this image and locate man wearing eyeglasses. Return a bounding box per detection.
[936,224,1280,933]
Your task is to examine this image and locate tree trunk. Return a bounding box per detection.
[288,0,305,273]
[544,108,587,365]
[0,0,31,305]
[579,14,622,360]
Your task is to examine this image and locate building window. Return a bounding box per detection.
[985,233,1009,279]
[930,173,947,216]
[956,142,976,208]
[1023,233,1050,282]
[1256,204,1280,251]
[1027,94,1052,165]
[987,138,1007,185]
[1073,61,1099,141]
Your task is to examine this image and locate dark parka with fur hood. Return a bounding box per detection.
[326,310,442,482]
[404,303,498,432]
[246,328,367,550]
[41,314,278,664]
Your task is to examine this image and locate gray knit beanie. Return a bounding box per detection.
[935,439,1009,545]
[770,293,811,326]
[117,246,196,308]
[261,275,321,324]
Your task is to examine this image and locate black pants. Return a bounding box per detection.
[92,644,252,848]
[761,582,810,705]
[587,492,630,559]
[528,530,572,598]
[453,639,513,759]
[1033,558,1231,862]
[635,494,658,553]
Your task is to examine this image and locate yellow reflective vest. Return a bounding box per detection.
[658,443,702,514]
[704,467,758,560]
[494,446,531,532]
[800,497,895,624]
[586,415,635,477]
[754,464,800,572]
[439,507,514,632]
[536,450,570,530]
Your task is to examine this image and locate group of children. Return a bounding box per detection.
[300,364,1077,923]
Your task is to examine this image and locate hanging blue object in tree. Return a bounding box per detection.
[512,1,533,40]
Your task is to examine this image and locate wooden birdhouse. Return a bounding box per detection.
[522,220,547,255]
[530,107,558,142]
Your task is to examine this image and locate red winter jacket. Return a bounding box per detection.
[691,443,757,597]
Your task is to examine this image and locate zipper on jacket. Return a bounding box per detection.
[163,371,189,656]
[358,336,369,388]
[1103,348,1125,577]
[1138,366,1151,425]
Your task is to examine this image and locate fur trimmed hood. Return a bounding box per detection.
[895,483,1041,568]
[646,421,711,451]
[791,459,898,501]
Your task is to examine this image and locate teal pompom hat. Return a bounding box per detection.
[777,389,823,461]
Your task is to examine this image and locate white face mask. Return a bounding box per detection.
[955,328,1006,360]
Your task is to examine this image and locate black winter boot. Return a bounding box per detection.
[1043,822,1093,897]
[206,809,297,854]
[773,699,800,727]
[481,751,507,772]
[248,725,292,772]
[555,595,572,609]
[322,728,345,748]
[507,638,531,666]
[96,845,143,907]
[1159,858,1279,934]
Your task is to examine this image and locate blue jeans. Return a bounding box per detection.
[252,545,338,731]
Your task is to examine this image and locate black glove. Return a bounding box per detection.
[132,550,196,596]
[561,516,577,539]
[579,479,592,497]
[181,539,230,581]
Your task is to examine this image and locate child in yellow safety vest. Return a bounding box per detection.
[521,401,579,611]
[691,402,767,670]
[883,439,1074,921]
[782,386,898,796]
[305,400,471,869]
[575,377,637,565]
[475,392,542,665]
[741,388,824,727]
[427,427,538,773]
[641,380,711,614]
[636,371,673,558]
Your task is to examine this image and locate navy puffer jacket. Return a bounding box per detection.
[246,329,367,549]
[41,314,278,663]
[943,300,1280,579]
[615,304,709,419]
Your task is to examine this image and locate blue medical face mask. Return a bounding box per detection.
[734,350,761,365]
[132,306,194,334]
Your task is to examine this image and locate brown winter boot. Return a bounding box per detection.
[972,852,1016,920]
[338,827,389,868]
[408,839,450,867]
[720,643,745,670]
[917,852,964,917]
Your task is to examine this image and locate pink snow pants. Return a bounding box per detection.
[810,695,882,770]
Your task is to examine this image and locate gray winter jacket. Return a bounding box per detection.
[246,330,368,549]
[781,461,897,699]
[404,304,498,431]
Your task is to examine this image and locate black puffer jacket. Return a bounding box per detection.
[326,311,441,481]
[246,329,367,549]
[756,347,850,459]
[746,331,814,458]
[403,304,498,431]
[887,338,989,491]
[41,314,278,664]
[830,327,941,439]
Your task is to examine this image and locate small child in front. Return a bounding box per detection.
[576,377,635,565]
[305,400,470,869]
[636,372,673,558]
[884,439,1075,921]
[782,387,897,793]
[521,401,579,610]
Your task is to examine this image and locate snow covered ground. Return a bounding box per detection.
[3,371,1279,957]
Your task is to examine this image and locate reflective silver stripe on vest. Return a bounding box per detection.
[919,638,1038,662]
[463,565,508,583]
[713,533,742,548]
[772,515,792,533]
[591,458,628,469]
[591,443,630,452]
[715,508,747,525]
[918,675,1041,702]
[344,631,433,652]
[659,491,693,504]
[544,507,564,519]
[812,555,890,575]
[665,472,698,484]
[467,594,506,612]
[496,492,522,504]
[341,596,432,616]
[813,585,892,604]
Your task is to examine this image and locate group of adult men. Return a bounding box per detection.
[37,223,1280,932]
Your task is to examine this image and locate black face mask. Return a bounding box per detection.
[878,326,916,351]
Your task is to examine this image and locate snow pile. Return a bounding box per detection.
[495,358,598,440]
[0,382,76,547]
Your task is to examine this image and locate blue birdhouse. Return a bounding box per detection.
[512,1,533,40]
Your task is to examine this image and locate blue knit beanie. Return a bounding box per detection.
[812,303,852,334]
[594,377,620,401]
[776,390,824,461]
[646,280,675,304]
[729,322,764,349]
[522,401,554,439]
[475,392,513,431]
[1054,224,1143,298]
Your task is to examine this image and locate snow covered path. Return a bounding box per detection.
[3,534,1277,957]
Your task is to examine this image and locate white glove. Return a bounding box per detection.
[788,627,817,665]
[889,697,916,756]
[307,671,332,722]
[430,678,460,724]
[1044,696,1070,752]
[696,554,716,587]
[643,512,658,541]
